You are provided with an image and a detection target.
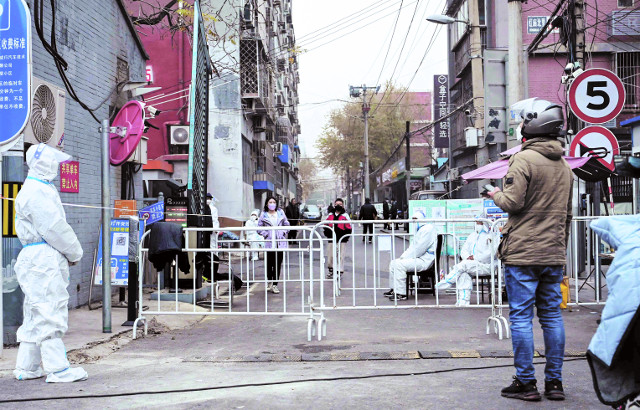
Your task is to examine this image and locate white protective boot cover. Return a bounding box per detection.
[455,272,473,307]
[41,338,88,383]
[13,342,45,380]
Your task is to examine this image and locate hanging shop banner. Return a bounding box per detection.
[60,161,79,193]
[433,74,449,149]
[94,219,130,286]
[0,0,31,149]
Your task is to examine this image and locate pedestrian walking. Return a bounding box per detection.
[258,196,290,294]
[324,198,352,278]
[285,198,301,245]
[382,199,391,230]
[488,98,572,402]
[358,198,377,243]
[390,199,398,230]
[13,144,88,383]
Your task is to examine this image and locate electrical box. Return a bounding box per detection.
[465,127,480,148]
[128,136,148,165]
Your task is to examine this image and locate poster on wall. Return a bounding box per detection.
[94,219,130,286]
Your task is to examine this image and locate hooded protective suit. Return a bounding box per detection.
[436,218,495,306]
[13,144,87,383]
[244,210,263,261]
[388,211,437,296]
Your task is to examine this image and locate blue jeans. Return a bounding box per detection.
[504,265,565,383]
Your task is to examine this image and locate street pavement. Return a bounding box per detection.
[0,226,608,408]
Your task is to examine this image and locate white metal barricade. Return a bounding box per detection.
[308,218,510,339]
[133,225,326,341]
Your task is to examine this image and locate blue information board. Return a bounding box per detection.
[94,219,130,286]
[139,201,164,225]
[0,0,31,147]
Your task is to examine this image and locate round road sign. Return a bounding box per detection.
[569,126,620,171]
[568,68,625,124]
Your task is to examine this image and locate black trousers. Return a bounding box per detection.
[287,230,298,240]
[362,223,373,241]
[266,251,284,286]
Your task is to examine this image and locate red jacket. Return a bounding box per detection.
[324,213,352,242]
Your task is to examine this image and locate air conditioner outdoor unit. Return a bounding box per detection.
[273,142,283,156]
[169,125,190,145]
[24,77,66,149]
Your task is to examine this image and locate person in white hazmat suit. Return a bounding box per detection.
[244,210,263,261]
[384,211,437,300]
[13,144,87,383]
[436,217,494,306]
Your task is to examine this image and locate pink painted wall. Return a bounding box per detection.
[124,2,193,160]
[527,54,612,106]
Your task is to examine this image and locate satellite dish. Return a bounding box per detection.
[109,100,145,166]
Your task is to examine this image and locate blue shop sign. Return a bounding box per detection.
[0,0,31,147]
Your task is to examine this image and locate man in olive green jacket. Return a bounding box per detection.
[488,98,573,402]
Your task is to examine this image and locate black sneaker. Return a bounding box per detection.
[501,377,541,401]
[544,379,565,401]
[383,289,394,297]
[389,294,407,300]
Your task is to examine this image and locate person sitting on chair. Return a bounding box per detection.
[384,211,437,301]
[436,216,494,306]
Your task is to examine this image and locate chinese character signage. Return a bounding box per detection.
[433,75,449,149]
[60,160,79,193]
[610,11,640,36]
[0,0,31,147]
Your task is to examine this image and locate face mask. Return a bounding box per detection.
[251,215,257,220]
[474,225,484,233]
[516,123,525,143]
[335,205,344,214]
[268,203,276,211]
[206,199,212,205]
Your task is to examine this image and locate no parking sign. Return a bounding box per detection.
[568,69,625,124]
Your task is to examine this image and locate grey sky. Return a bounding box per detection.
[292,0,449,164]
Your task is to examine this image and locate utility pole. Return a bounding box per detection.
[507,0,525,144]
[404,121,411,205]
[349,85,380,200]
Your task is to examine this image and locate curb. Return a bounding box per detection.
[184,349,586,363]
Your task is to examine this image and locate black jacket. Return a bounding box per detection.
[383,202,390,219]
[359,203,377,220]
[148,222,190,273]
[285,203,301,225]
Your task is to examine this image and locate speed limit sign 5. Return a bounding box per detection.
[568,68,625,124]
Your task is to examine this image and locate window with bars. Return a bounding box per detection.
[616,52,640,111]
[619,0,633,7]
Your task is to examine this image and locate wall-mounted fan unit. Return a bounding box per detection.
[24,77,66,149]
[110,100,145,166]
[169,125,190,145]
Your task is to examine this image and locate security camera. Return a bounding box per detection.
[572,68,584,78]
[147,106,162,117]
[564,63,574,75]
[464,109,472,116]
